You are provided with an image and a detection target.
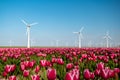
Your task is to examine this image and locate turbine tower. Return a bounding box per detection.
[73,27,84,48]
[104,31,111,48]
[21,19,38,48]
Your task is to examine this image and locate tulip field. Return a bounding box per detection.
[0,48,120,80]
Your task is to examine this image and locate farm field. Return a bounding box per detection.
[0,48,120,80]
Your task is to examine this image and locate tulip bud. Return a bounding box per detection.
[97,62,104,70]
[2,71,7,77]
[47,68,56,80]
[90,72,95,79]
[40,60,47,67]
[23,70,29,77]
[9,75,16,80]
[84,69,91,79]
[66,63,74,70]
[31,74,40,80]
[35,65,40,73]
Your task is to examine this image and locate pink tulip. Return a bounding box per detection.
[57,58,64,65]
[35,65,40,73]
[47,68,56,80]
[29,60,35,68]
[82,54,87,58]
[94,69,100,76]
[84,69,91,79]
[20,64,25,71]
[65,72,73,80]
[2,57,7,62]
[9,75,16,80]
[51,57,57,63]
[40,60,47,67]
[37,53,46,57]
[2,71,7,77]
[4,64,16,73]
[97,62,104,70]
[90,72,95,79]
[23,70,29,77]
[100,67,109,79]
[31,74,40,80]
[66,63,73,70]
[65,68,80,80]
[114,68,120,73]
[46,61,52,67]
[72,69,80,80]
[72,52,77,56]
[11,64,16,72]
[108,69,115,78]
[24,61,29,68]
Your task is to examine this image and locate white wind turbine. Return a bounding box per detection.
[88,41,92,47]
[21,19,38,48]
[103,31,112,48]
[56,40,59,47]
[73,27,84,48]
[8,40,13,47]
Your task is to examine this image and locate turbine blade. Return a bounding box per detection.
[21,19,28,25]
[80,27,84,32]
[30,22,38,26]
[108,36,112,40]
[103,36,107,39]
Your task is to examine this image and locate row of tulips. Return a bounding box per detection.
[0,48,120,80]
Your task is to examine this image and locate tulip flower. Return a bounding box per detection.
[9,75,16,80]
[23,70,29,77]
[2,57,7,62]
[57,58,64,65]
[51,57,57,63]
[66,63,73,70]
[65,68,80,80]
[40,60,47,67]
[84,69,91,79]
[31,74,40,80]
[94,69,100,76]
[108,69,115,78]
[4,64,16,73]
[65,72,73,80]
[100,67,109,79]
[90,72,95,79]
[2,71,7,77]
[96,62,104,70]
[35,65,40,73]
[47,68,56,80]
[82,54,87,59]
[29,60,35,68]
[20,64,25,71]
[114,68,120,73]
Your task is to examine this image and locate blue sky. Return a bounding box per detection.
[0,0,120,47]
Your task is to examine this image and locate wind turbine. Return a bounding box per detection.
[31,39,36,47]
[73,27,84,48]
[8,40,13,47]
[21,19,38,48]
[56,40,59,47]
[103,31,111,48]
[88,41,92,47]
